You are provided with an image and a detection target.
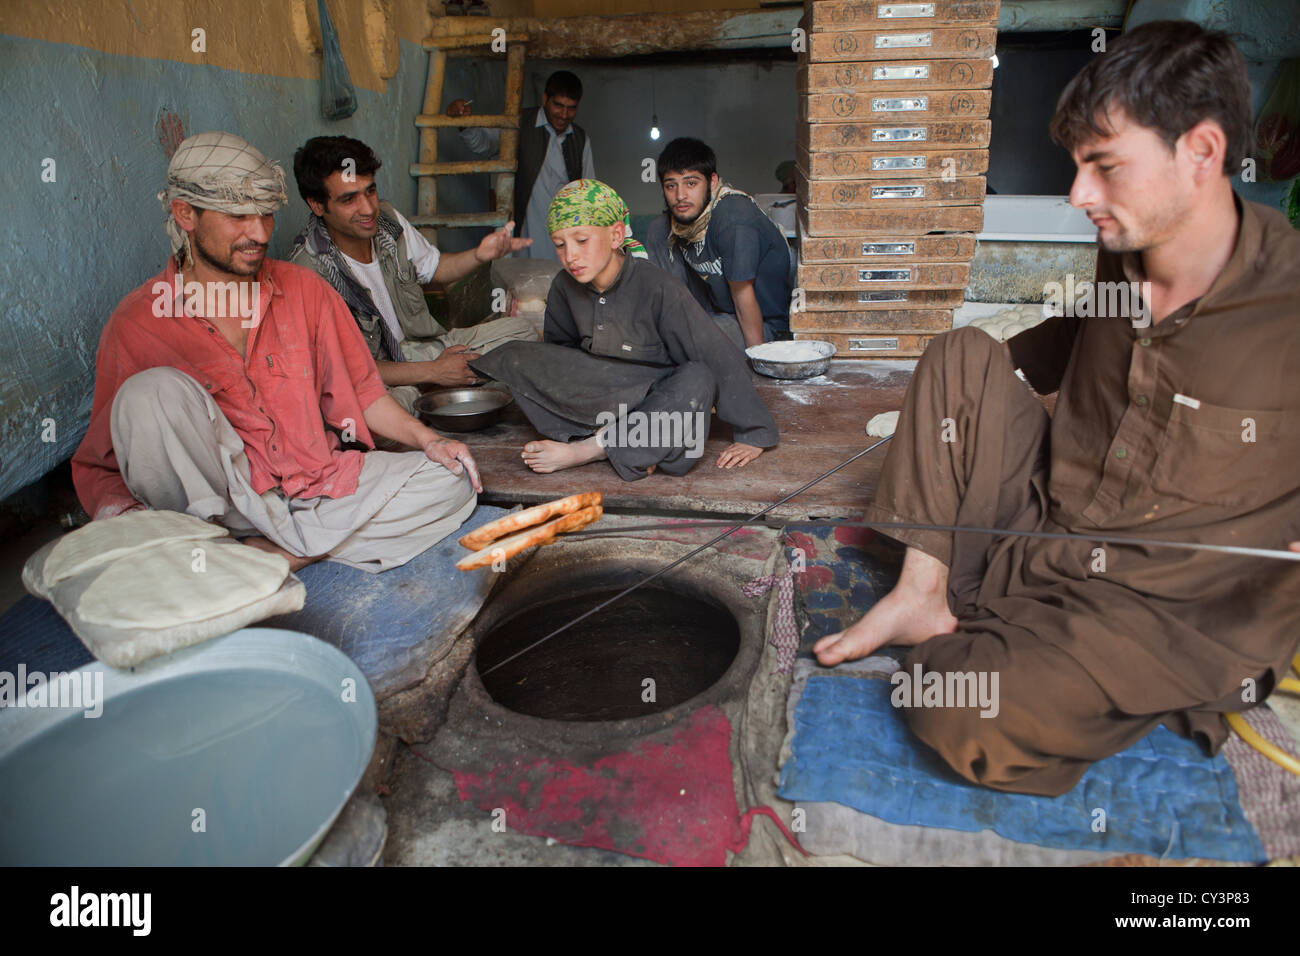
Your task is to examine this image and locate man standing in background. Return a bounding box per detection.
[447,70,594,261]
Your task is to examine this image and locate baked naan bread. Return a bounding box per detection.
[458,492,602,552]
[456,505,603,572]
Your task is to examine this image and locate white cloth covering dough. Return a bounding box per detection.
[77,538,289,628]
[42,509,228,591]
[866,410,899,437]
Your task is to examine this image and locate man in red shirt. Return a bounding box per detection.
[72,131,483,573]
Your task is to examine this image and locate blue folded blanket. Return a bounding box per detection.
[779,672,1265,862]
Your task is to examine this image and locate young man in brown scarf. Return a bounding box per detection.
[644,138,793,350]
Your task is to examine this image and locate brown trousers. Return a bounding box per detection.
[863,326,1167,796]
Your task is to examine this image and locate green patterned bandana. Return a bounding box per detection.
[546,179,648,258]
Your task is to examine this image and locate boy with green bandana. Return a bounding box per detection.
[470,180,778,480]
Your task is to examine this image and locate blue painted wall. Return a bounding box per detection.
[0,33,429,502]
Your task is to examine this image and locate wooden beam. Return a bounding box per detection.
[421,4,1128,59]
[415,47,447,244]
[425,10,798,56]
[410,160,516,176]
[422,33,529,50]
[416,113,519,129]
[1000,0,1125,32]
[496,42,526,221]
[520,11,798,57]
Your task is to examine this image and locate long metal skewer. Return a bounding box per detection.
[477,435,895,677]
[482,429,1300,675]
[563,519,1300,563]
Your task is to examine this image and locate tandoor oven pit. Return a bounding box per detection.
[459,536,768,739]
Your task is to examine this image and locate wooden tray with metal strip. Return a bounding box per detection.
[809,26,997,62]
[800,287,966,311]
[790,308,955,332]
[795,330,942,358]
[807,0,1002,32]
[800,233,977,263]
[801,204,983,236]
[798,144,987,180]
[798,118,991,151]
[798,259,971,291]
[798,58,993,93]
[799,173,986,209]
[802,89,991,123]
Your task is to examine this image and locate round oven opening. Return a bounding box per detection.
[475,584,741,722]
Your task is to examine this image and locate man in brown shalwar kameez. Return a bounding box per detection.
[814,21,1300,796]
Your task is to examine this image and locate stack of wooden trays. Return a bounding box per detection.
[795,0,1000,358]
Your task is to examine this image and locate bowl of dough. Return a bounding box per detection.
[965,304,1048,343]
[745,340,836,379]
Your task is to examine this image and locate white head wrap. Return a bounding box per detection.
[158,131,288,266]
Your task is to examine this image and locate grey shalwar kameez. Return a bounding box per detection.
[470,254,779,480]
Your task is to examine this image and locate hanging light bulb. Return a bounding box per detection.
[649,74,660,141]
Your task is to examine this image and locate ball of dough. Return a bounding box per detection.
[866,410,899,437]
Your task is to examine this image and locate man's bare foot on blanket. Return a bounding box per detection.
[521,437,607,473]
[242,536,320,573]
[813,546,958,666]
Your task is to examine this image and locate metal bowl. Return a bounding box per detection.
[745,339,837,379]
[414,383,514,432]
[0,628,376,866]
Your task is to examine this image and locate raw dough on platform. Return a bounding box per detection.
[866,411,899,438]
[965,304,1047,343]
[77,538,289,628]
[42,509,228,591]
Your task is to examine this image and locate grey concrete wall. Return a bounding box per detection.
[432,54,800,246]
[527,57,798,215]
[0,34,428,502]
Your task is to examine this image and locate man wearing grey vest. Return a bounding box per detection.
[288,137,538,414]
[447,70,594,261]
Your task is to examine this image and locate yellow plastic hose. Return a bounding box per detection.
[1227,654,1300,776]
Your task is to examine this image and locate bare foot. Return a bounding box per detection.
[813,587,958,666]
[521,437,607,474]
[241,536,320,574]
[813,546,958,666]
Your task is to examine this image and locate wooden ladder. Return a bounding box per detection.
[409,30,529,243]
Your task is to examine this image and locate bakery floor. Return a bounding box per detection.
[455,302,1050,522]
[457,358,917,522]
